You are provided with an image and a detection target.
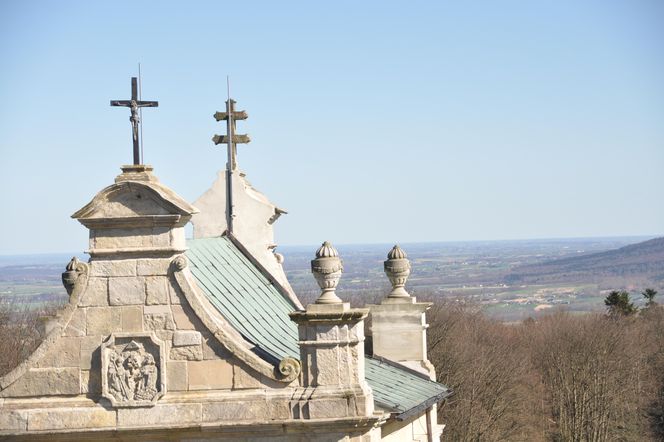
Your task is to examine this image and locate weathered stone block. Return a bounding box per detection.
[308,398,349,419]
[80,335,102,370]
[80,369,101,394]
[0,409,27,432]
[171,304,196,330]
[145,276,169,305]
[232,364,263,390]
[315,347,341,385]
[202,335,230,360]
[155,330,174,343]
[121,305,143,331]
[28,408,116,431]
[137,258,171,276]
[169,282,183,304]
[90,259,136,277]
[268,399,292,420]
[86,307,122,336]
[109,277,145,305]
[35,337,80,368]
[173,331,202,347]
[166,360,188,391]
[317,324,339,341]
[202,400,267,422]
[1,368,80,397]
[63,308,86,336]
[151,226,172,247]
[94,228,155,250]
[188,360,233,390]
[144,305,175,331]
[169,345,203,361]
[79,277,109,307]
[338,345,350,385]
[117,403,201,427]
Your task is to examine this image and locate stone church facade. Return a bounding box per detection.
[0,98,450,441]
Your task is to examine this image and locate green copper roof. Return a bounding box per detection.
[186,236,450,418]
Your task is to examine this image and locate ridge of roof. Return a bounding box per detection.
[222,232,304,310]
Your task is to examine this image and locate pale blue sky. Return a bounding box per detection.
[0,0,662,254]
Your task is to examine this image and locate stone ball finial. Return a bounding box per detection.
[311,241,343,304]
[384,245,411,299]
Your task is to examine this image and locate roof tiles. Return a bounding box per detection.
[186,236,450,417]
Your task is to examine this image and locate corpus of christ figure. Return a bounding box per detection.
[110,77,158,165]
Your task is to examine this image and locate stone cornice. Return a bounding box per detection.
[289,308,369,324]
[88,247,187,258]
[78,215,184,229]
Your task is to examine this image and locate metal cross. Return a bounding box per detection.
[110,77,159,165]
[212,99,250,171]
[212,98,250,234]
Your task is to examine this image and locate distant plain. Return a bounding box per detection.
[1,235,662,322]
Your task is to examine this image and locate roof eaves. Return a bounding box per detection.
[367,356,453,421]
[394,388,454,422]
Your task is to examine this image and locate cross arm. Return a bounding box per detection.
[212,134,251,145]
[110,100,132,107]
[214,110,248,121]
[137,101,159,108]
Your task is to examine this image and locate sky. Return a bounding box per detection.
[0,0,662,254]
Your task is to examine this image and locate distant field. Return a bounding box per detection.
[280,235,662,319]
[1,236,661,320]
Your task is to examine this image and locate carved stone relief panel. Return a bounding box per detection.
[101,332,166,407]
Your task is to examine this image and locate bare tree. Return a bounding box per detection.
[0,301,57,377]
[528,312,649,441]
[428,301,542,441]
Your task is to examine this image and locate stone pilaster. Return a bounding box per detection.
[289,242,373,419]
[368,246,436,380]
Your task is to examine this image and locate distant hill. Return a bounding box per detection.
[505,237,664,287]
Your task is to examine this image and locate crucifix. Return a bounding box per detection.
[110,77,159,165]
[212,97,250,233]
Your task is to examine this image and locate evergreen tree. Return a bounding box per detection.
[604,290,637,316]
[642,288,658,307]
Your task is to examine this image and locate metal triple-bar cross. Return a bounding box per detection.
[110,77,159,165]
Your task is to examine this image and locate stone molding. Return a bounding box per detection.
[289,308,369,324]
[101,332,166,408]
[169,255,301,383]
[72,180,197,224]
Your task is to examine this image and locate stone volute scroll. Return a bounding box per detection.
[384,245,412,300]
[168,254,301,383]
[311,241,344,304]
[101,332,166,408]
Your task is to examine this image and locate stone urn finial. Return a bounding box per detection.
[311,241,343,304]
[384,245,411,299]
[62,256,84,295]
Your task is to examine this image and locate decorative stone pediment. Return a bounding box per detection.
[72,165,198,229]
[101,332,166,408]
[71,166,198,257]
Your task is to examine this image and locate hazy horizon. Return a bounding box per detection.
[0,234,659,259]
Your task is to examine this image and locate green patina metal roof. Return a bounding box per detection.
[186,236,451,418]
